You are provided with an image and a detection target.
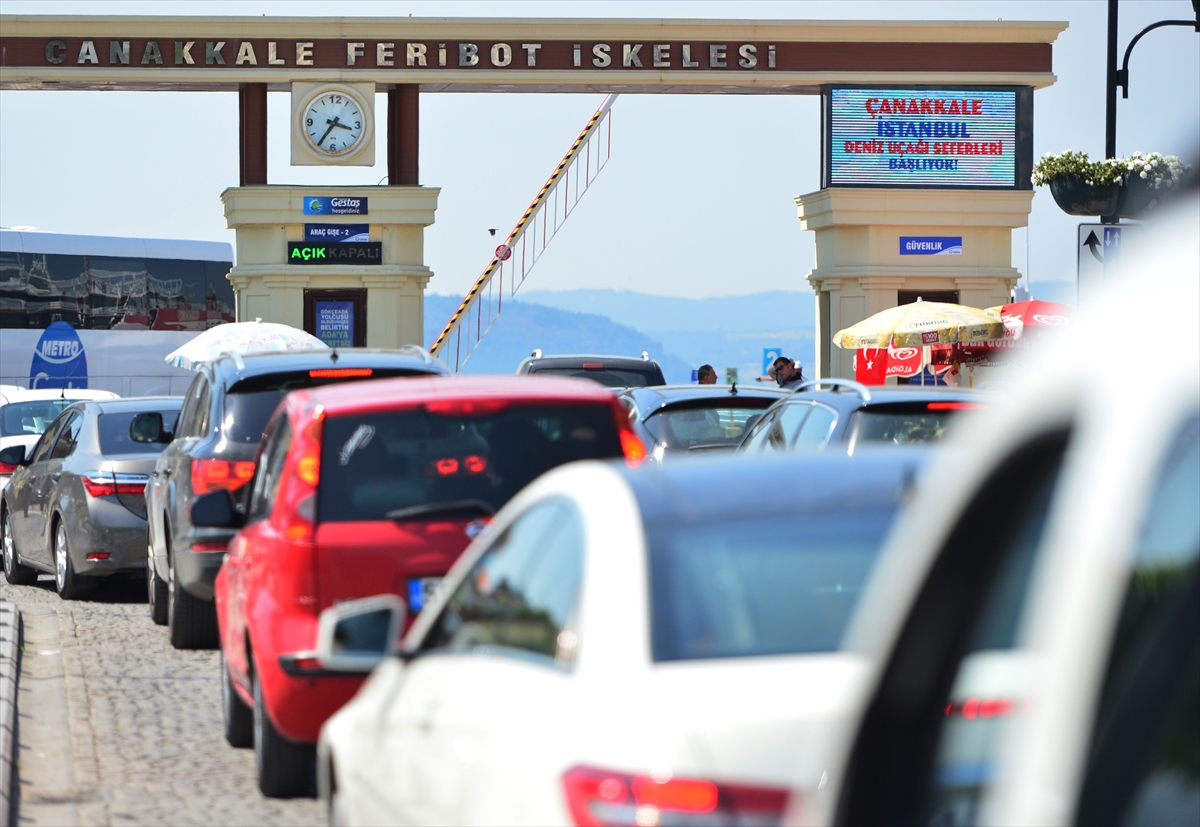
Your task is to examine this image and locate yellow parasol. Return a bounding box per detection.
[832,300,1007,349]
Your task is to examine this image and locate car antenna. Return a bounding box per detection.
[330,347,339,364]
[730,383,737,396]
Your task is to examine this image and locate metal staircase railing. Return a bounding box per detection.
[429,94,616,371]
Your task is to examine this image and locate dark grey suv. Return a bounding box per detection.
[0,396,183,599]
[141,347,448,649]
[515,350,666,388]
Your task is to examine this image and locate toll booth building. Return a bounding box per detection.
[800,187,1031,380]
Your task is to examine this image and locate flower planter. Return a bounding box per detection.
[1048,176,1121,216]
[1116,175,1167,218]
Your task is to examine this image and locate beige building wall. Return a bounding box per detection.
[221,185,438,348]
[797,188,1032,379]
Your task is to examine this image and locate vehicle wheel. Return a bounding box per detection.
[167,548,218,649]
[147,545,168,626]
[54,520,93,601]
[253,662,316,798]
[223,651,254,747]
[2,510,38,586]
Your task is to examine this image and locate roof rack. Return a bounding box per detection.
[793,378,871,402]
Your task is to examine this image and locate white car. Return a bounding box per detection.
[790,189,1199,827]
[0,388,120,487]
[317,449,928,826]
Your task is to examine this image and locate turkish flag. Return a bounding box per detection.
[855,349,888,385]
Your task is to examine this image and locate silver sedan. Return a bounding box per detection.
[0,396,182,599]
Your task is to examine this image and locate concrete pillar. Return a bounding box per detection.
[797,188,1032,378]
[221,185,439,348]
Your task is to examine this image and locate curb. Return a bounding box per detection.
[0,600,18,827]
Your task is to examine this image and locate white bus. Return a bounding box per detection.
[0,230,234,396]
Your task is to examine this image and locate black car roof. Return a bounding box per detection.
[520,354,663,370]
[206,346,447,388]
[621,449,927,524]
[621,384,789,419]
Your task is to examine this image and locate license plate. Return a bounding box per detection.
[408,577,442,613]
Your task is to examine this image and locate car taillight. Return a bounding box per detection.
[281,410,324,543]
[426,455,489,477]
[944,697,1019,719]
[423,399,510,416]
[562,765,788,827]
[309,368,372,378]
[927,401,985,410]
[619,430,647,468]
[192,459,256,495]
[82,472,148,498]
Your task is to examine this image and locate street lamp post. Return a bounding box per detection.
[1102,0,1199,224]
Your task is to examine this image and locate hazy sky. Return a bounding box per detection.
[1,0,1197,303]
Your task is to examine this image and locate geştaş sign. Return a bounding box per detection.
[826,86,1031,189]
[288,241,381,264]
[303,196,367,215]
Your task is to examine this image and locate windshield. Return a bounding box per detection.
[317,402,623,522]
[530,366,662,388]
[646,506,898,661]
[223,368,433,445]
[0,399,77,437]
[853,404,974,445]
[99,409,181,455]
[643,401,777,450]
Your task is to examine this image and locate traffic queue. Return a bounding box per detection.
[0,194,1195,827]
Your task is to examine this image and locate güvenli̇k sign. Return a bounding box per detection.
[287,241,382,264]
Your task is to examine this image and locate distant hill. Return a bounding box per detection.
[519,289,816,381]
[423,294,695,381]
[519,289,817,333]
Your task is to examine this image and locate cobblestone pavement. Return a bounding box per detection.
[2,574,323,826]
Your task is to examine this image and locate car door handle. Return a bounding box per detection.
[162,469,172,477]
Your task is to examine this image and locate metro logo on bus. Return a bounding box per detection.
[29,321,88,389]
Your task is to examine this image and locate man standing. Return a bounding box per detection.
[697,365,717,385]
[772,356,806,391]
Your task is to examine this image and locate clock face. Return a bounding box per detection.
[302,91,367,156]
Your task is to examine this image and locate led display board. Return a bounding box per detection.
[823,86,1033,189]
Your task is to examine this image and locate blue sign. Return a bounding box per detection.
[305,224,369,243]
[303,196,368,216]
[29,321,88,389]
[763,347,783,377]
[900,236,962,256]
[315,301,354,348]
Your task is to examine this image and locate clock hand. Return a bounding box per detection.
[316,117,341,147]
[331,121,353,131]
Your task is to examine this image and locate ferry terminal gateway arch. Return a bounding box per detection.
[0,16,1065,378]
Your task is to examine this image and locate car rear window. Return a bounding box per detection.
[98,410,181,455]
[531,366,663,388]
[646,505,898,661]
[1,399,76,437]
[223,368,431,444]
[643,400,778,451]
[317,402,623,522]
[853,402,980,445]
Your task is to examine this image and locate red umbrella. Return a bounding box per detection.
[991,299,1073,330]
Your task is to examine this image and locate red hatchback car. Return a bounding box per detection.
[209,375,646,797]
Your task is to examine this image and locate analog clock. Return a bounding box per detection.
[300,87,370,158]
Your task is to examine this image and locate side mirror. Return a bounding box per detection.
[0,444,29,468]
[130,412,172,444]
[279,595,406,676]
[190,490,244,529]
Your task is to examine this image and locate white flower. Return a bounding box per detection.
[1140,171,1148,179]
